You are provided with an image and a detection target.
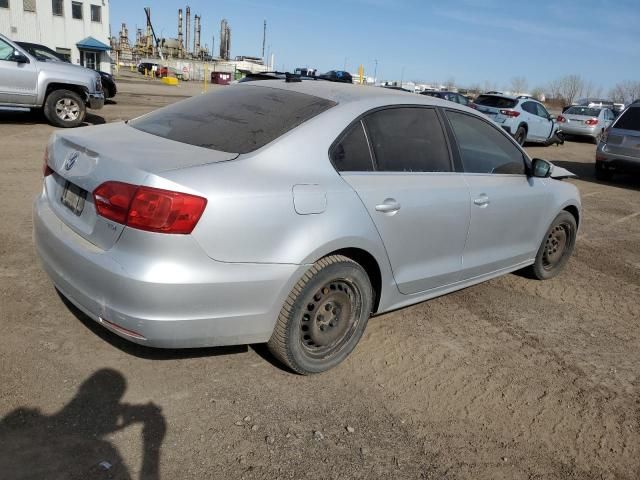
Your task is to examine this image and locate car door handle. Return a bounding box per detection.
[473,195,490,207]
[375,200,401,214]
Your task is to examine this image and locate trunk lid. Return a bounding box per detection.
[563,114,597,126]
[604,128,640,158]
[44,122,237,250]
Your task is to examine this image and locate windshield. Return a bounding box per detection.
[565,106,601,116]
[130,85,337,154]
[475,95,518,109]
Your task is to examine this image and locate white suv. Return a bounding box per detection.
[474,94,558,146]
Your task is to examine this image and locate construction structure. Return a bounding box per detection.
[219,19,231,60]
[185,6,191,57]
[108,6,267,78]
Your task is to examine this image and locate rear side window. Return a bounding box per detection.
[521,102,537,114]
[364,108,451,172]
[331,121,373,172]
[446,111,526,175]
[476,95,518,109]
[614,108,640,131]
[130,85,336,154]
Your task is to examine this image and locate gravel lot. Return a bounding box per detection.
[1,79,639,480]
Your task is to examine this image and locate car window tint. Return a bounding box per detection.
[331,121,374,172]
[457,95,469,105]
[364,108,451,172]
[0,38,13,61]
[130,85,336,154]
[446,111,526,175]
[475,95,518,109]
[535,103,550,118]
[614,108,640,131]
[522,102,536,114]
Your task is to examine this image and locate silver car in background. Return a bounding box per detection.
[34,81,581,374]
[596,102,640,180]
[557,106,615,143]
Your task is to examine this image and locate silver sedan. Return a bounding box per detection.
[34,80,581,374]
[558,106,616,143]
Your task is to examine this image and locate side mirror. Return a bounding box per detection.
[12,50,29,64]
[531,158,552,178]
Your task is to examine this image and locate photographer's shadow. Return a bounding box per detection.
[0,369,166,480]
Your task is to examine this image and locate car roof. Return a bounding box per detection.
[242,79,463,110]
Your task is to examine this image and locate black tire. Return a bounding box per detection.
[267,255,373,375]
[514,126,527,146]
[43,89,86,128]
[595,161,613,181]
[528,212,577,280]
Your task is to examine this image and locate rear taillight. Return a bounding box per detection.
[500,109,520,117]
[43,146,53,177]
[557,115,566,123]
[585,118,599,126]
[93,181,207,234]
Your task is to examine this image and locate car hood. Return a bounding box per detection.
[35,59,100,79]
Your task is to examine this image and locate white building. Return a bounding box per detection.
[0,0,111,72]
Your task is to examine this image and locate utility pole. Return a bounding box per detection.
[373,59,378,85]
[262,20,266,62]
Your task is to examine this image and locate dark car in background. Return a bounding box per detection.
[595,102,640,180]
[16,41,117,99]
[421,90,471,107]
[318,70,353,83]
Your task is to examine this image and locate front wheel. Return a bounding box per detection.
[267,255,373,375]
[528,212,577,280]
[43,89,86,128]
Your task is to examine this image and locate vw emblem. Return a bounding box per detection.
[64,152,79,171]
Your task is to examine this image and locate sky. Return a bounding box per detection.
[110,0,640,91]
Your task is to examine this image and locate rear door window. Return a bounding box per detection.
[364,107,451,172]
[446,111,526,175]
[614,108,640,131]
[521,102,537,115]
[331,121,374,172]
[535,103,550,119]
[130,85,336,154]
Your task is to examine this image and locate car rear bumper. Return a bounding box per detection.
[596,147,640,173]
[561,124,598,137]
[33,192,304,348]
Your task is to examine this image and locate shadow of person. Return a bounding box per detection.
[0,369,166,480]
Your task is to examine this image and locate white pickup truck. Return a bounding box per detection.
[0,33,104,127]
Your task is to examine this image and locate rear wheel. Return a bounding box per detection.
[595,161,613,181]
[43,89,86,128]
[515,126,527,146]
[267,255,373,375]
[528,212,577,280]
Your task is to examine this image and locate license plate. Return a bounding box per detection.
[60,181,86,216]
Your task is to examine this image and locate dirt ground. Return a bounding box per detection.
[1,79,639,480]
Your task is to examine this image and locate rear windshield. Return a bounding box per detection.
[130,85,336,154]
[614,107,640,131]
[565,106,600,116]
[475,95,517,109]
